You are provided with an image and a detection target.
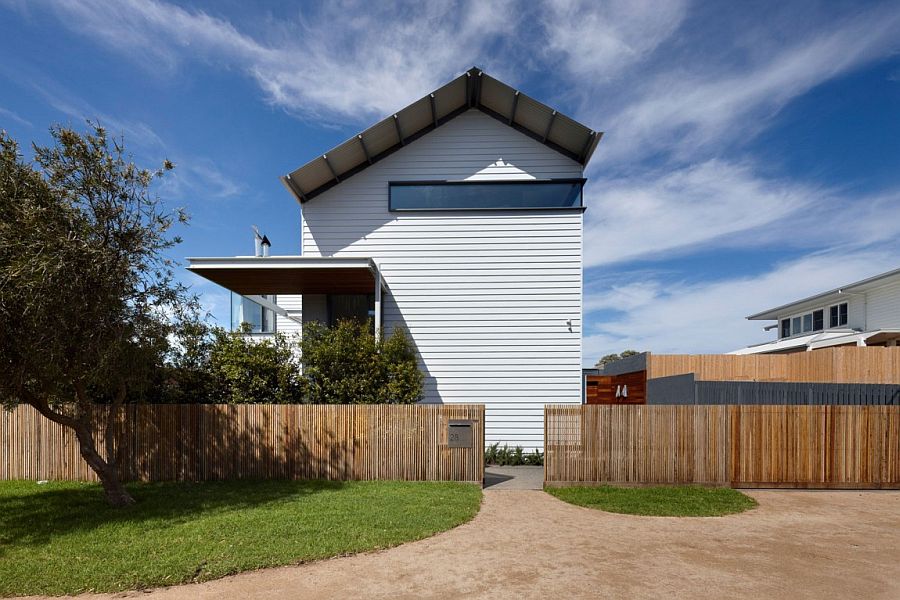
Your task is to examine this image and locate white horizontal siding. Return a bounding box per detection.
[301,109,583,450]
[866,281,900,330]
[848,297,866,331]
[275,294,302,336]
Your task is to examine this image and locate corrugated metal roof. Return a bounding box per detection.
[281,67,602,204]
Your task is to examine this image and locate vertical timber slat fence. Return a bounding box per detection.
[0,404,484,484]
[545,405,900,489]
[646,347,900,384]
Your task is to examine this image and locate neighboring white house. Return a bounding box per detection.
[188,67,602,450]
[732,267,900,355]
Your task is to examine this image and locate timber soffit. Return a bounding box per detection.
[281,66,603,204]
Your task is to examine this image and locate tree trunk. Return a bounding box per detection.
[73,423,135,507]
[28,395,135,507]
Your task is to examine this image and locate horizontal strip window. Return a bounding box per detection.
[389,179,585,211]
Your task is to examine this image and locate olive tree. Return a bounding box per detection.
[0,124,194,506]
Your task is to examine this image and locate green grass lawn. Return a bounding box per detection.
[0,479,482,596]
[546,485,757,517]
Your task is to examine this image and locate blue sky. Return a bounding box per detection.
[2,0,899,364]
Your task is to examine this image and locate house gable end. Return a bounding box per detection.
[283,67,601,204]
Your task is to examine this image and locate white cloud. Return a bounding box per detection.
[583,248,900,364]
[584,160,819,266]
[541,0,687,80]
[584,159,900,268]
[593,4,900,166]
[35,0,518,123]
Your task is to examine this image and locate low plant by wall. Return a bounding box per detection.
[484,443,544,466]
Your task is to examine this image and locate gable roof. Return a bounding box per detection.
[281,67,602,204]
[747,266,900,320]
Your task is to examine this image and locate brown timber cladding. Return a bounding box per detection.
[647,347,900,384]
[0,404,484,483]
[585,371,647,404]
[545,405,900,488]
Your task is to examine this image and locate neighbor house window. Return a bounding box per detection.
[830,302,848,327]
[388,179,585,211]
[231,293,277,333]
[786,308,827,336]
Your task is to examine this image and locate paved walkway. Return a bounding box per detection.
[483,465,543,489]
[57,489,900,600]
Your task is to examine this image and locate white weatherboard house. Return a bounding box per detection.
[189,68,601,450]
[732,266,900,355]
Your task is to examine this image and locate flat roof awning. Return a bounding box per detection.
[187,256,378,295]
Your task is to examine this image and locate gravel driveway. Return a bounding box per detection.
[28,488,900,600]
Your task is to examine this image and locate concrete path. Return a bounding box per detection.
[47,489,900,600]
[483,466,543,490]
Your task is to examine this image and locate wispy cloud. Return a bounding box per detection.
[0,105,32,127]
[26,78,242,201]
[31,80,167,153]
[160,157,243,201]
[541,0,687,81]
[584,160,818,267]
[583,159,900,268]
[29,0,519,123]
[588,4,900,166]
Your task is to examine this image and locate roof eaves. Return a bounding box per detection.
[746,266,900,320]
[286,66,602,204]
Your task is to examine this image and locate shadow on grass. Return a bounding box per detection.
[0,479,344,553]
[0,403,369,553]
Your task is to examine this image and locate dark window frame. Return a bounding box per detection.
[829,302,849,327]
[780,318,791,338]
[812,309,824,331]
[388,178,587,212]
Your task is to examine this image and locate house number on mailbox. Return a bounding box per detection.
[448,420,473,448]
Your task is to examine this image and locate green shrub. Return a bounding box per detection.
[206,327,304,404]
[484,443,544,466]
[159,319,422,405]
[300,320,422,404]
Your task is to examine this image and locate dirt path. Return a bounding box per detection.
[29,489,900,600]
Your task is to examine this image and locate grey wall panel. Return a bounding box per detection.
[647,374,696,405]
[597,352,648,376]
[684,381,900,405]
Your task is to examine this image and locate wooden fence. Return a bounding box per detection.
[545,405,900,488]
[0,404,484,483]
[647,347,900,384]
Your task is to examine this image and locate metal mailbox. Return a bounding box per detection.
[448,420,474,448]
